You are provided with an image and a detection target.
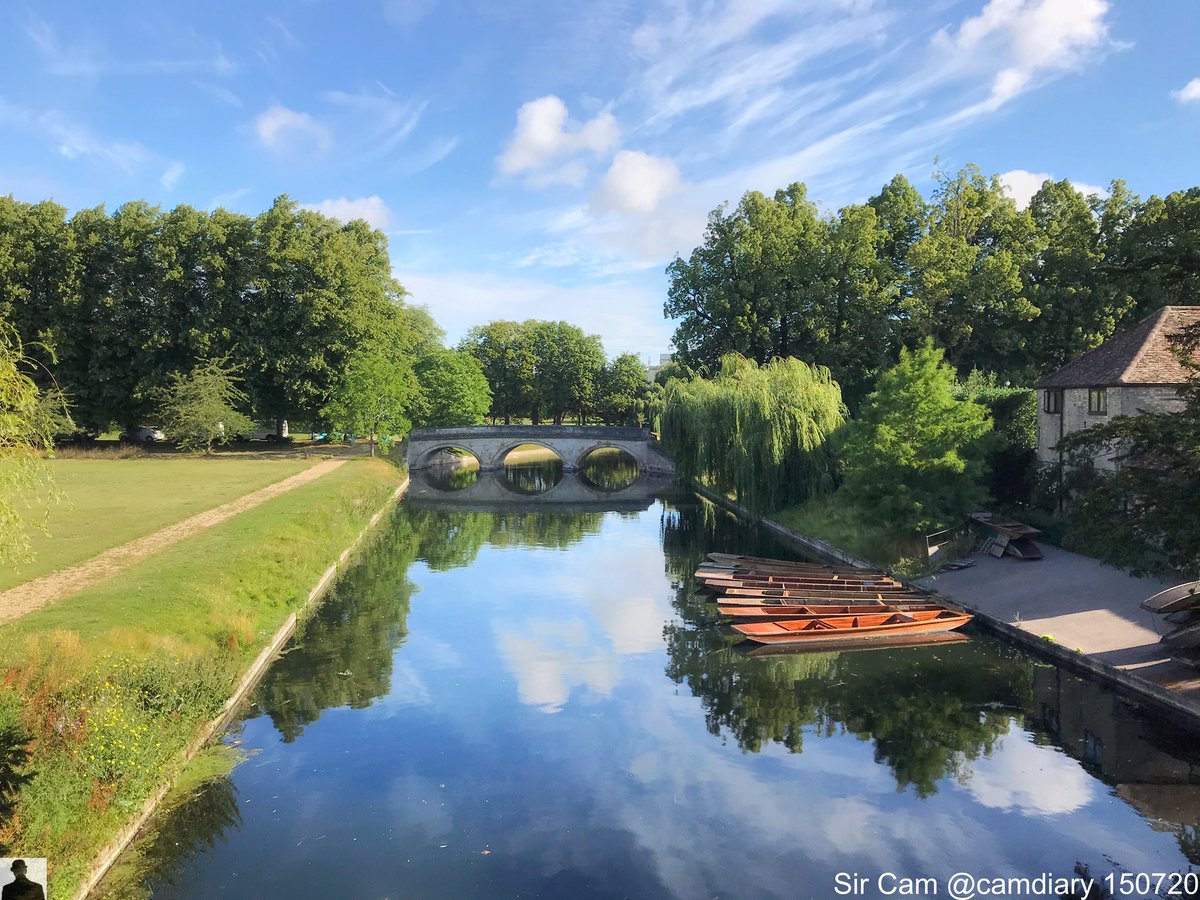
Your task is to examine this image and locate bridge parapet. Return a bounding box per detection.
[405,425,673,475]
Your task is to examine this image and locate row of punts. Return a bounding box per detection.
[697,553,973,647]
[1141,581,1200,660]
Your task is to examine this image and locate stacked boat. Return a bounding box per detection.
[1141,581,1200,662]
[697,553,973,648]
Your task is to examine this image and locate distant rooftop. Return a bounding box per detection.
[1034,306,1200,389]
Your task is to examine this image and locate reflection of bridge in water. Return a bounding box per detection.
[407,467,675,512]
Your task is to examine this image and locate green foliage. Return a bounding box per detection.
[598,353,650,425]
[661,354,846,510]
[841,341,992,533]
[412,348,492,427]
[0,322,67,566]
[955,371,1037,505]
[155,358,254,452]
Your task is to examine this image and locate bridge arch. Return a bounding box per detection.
[413,444,484,470]
[405,426,673,477]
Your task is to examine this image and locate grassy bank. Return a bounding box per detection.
[0,458,403,897]
[773,492,940,575]
[5,458,315,591]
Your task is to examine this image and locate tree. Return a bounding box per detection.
[458,321,535,423]
[597,353,649,425]
[841,341,992,533]
[412,348,492,427]
[155,358,254,453]
[0,323,67,566]
[661,354,846,510]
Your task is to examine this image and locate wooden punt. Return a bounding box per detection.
[718,602,948,620]
[732,609,973,645]
[695,567,900,587]
[705,553,870,575]
[741,631,971,657]
[1141,582,1200,614]
[1160,619,1200,649]
[710,588,926,602]
[716,590,929,606]
[699,575,909,592]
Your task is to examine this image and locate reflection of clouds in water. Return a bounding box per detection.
[959,724,1094,815]
[384,774,455,838]
[416,636,465,669]
[361,662,433,720]
[495,622,620,713]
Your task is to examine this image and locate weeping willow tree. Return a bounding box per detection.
[661,354,846,510]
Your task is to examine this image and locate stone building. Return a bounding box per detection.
[1034,306,1200,470]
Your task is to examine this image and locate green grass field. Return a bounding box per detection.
[0,458,403,896]
[4,458,314,591]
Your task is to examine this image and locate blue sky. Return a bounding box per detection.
[2,1,1198,361]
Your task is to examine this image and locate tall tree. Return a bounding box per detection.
[903,165,1038,379]
[840,340,992,534]
[458,320,535,424]
[597,353,650,426]
[412,348,492,427]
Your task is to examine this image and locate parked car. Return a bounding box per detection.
[233,421,290,443]
[119,425,166,443]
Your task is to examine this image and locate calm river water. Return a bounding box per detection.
[102,457,1200,899]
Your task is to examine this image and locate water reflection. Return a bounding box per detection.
[502,458,564,494]
[101,491,1200,899]
[421,460,479,491]
[579,449,639,492]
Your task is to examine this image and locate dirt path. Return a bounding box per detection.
[0,459,348,624]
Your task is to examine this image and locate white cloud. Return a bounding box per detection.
[1000,169,1110,209]
[0,97,159,175]
[497,95,619,177]
[961,725,1095,815]
[254,104,331,154]
[302,196,392,229]
[382,0,439,27]
[1173,78,1200,103]
[937,0,1113,109]
[160,161,185,190]
[592,151,682,215]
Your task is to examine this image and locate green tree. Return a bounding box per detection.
[458,320,535,423]
[412,348,492,427]
[841,341,992,533]
[0,323,67,565]
[155,358,254,453]
[661,354,845,510]
[904,165,1038,379]
[597,353,649,425]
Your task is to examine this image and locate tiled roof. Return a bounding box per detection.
[1034,306,1200,388]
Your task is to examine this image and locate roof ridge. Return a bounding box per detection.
[1119,306,1170,384]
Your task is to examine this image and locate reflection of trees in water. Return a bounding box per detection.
[503,460,564,493]
[580,451,639,492]
[659,494,1033,795]
[489,509,604,550]
[95,774,241,899]
[423,462,479,491]
[256,510,424,742]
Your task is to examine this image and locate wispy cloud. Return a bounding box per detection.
[1173,78,1200,103]
[160,161,185,190]
[0,95,158,175]
[253,104,332,154]
[24,13,235,78]
[302,195,392,229]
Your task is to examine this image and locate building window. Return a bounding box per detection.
[1043,389,1063,414]
[1088,388,1108,415]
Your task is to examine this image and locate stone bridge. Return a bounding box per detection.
[407,468,673,510]
[405,425,674,475]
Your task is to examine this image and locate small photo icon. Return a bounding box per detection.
[0,858,47,899]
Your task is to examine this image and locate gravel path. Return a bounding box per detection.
[0,459,347,624]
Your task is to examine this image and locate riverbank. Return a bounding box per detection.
[0,458,407,898]
[695,486,1200,725]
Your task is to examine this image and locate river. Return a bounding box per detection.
[99,455,1200,898]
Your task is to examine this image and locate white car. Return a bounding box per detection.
[119,425,166,443]
[234,421,290,442]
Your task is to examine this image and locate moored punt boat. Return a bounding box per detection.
[732,609,973,645]
[740,631,971,657]
[716,590,929,606]
[698,575,909,592]
[1141,581,1200,614]
[1160,618,1200,649]
[718,602,948,620]
[705,553,868,576]
[695,567,900,587]
[715,585,922,601]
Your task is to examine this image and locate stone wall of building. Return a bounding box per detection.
[1036,385,1186,470]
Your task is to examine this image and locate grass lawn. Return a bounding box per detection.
[0,458,403,897]
[773,492,932,573]
[4,458,314,591]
